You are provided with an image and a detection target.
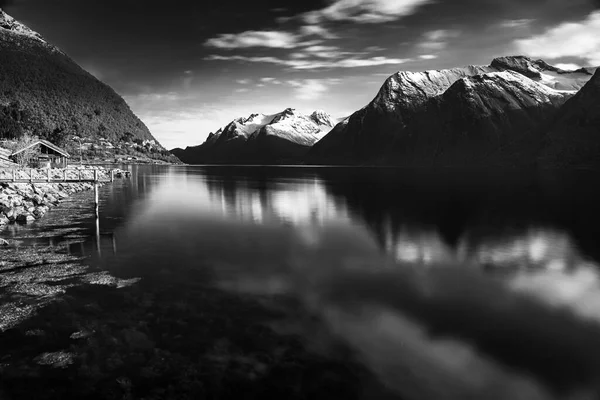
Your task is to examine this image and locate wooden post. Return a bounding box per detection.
[94,169,98,182]
[47,168,51,183]
[30,168,33,183]
[95,215,101,256]
[94,183,99,216]
[12,169,16,182]
[110,170,114,182]
[64,169,67,182]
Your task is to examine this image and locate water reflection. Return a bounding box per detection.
[145,167,600,400]
[4,166,600,399]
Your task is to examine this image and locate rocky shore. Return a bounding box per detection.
[0,180,104,233]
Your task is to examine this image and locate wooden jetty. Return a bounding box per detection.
[0,168,130,184]
[0,167,131,214]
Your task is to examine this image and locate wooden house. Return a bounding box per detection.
[11,140,70,168]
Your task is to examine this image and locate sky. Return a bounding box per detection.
[2,0,600,149]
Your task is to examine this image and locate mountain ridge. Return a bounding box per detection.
[382,70,572,167]
[0,9,178,163]
[306,55,594,166]
[171,108,336,164]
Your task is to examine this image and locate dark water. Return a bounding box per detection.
[2,165,600,400]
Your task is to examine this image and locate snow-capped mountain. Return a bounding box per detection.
[306,56,595,166]
[381,70,572,168]
[171,108,336,164]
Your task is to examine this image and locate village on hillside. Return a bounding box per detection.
[0,135,175,169]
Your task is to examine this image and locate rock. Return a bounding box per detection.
[33,206,48,217]
[0,180,100,232]
[16,213,35,223]
[31,194,44,206]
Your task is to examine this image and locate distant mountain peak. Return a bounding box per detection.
[310,110,336,126]
[0,9,45,43]
[491,55,594,80]
[171,107,336,164]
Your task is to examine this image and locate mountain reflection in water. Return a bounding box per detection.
[3,165,600,399]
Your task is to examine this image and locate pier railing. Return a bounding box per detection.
[0,168,127,183]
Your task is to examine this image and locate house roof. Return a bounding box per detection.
[0,147,11,160]
[11,139,70,158]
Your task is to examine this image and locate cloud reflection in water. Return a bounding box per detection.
[106,167,600,399]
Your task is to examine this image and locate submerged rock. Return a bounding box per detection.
[34,351,74,368]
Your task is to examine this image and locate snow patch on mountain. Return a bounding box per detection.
[211,107,335,145]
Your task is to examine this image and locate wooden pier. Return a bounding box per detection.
[0,167,130,215]
[0,168,129,184]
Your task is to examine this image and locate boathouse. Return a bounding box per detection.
[11,140,70,168]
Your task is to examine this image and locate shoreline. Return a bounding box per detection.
[0,169,110,237]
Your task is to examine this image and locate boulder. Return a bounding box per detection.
[16,213,35,223]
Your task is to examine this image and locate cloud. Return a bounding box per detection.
[236,79,251,85]
[204,23,336,52]
[555,63,582,71]
[515,11,600,65]
[365,46,386,52]
[287,79,341,101]
[299,24,338,39]
[419,54,438,60]
[205,54,411,70]
[499,19,534,29]
[302,45,344,59]
[204,30,299,49]
[418,29,461,51]
[182,71,194,90]
[123,93,237,149]
[302,0,431,24]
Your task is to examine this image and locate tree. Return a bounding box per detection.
[9,133,39,167]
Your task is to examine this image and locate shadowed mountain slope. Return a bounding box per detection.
[0,9,178,163]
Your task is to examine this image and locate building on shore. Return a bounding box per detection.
[10,140,70,168]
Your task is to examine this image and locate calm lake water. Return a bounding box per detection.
[2,165,600,400]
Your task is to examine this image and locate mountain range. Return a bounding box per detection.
[171,108,336,164]
[0,9,178,163]
[307,56,596,167]
[3,8,597,169]
[174,56,599,169]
